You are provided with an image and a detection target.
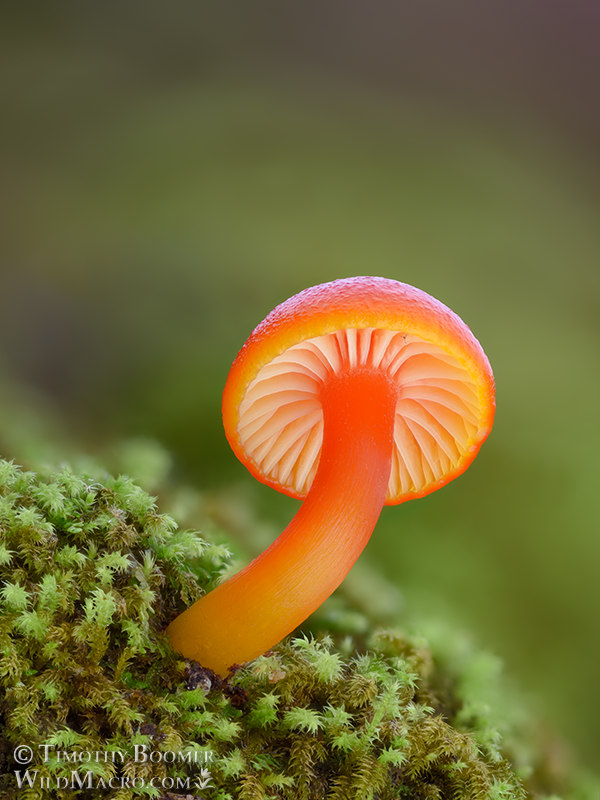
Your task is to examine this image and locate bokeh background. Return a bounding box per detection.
[1,1,599,774]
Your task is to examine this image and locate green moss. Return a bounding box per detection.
[0,457,596,799]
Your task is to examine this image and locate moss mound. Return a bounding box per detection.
[0,458,592,799]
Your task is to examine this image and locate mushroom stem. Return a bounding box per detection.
[166,370,398,675]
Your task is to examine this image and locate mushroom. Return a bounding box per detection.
[167,277,495,675]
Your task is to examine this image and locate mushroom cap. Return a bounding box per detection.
[222,277,495,505]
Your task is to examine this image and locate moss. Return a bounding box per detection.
[0,456,597,800]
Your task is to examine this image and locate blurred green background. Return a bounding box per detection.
[1,2,599,774]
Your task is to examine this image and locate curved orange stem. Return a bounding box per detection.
[166,370,398,675]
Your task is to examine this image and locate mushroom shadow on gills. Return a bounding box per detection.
[166,276,496,676]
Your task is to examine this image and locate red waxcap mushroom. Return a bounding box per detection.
[167,277,495,675]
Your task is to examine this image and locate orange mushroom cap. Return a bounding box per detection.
[223,276,495,505]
